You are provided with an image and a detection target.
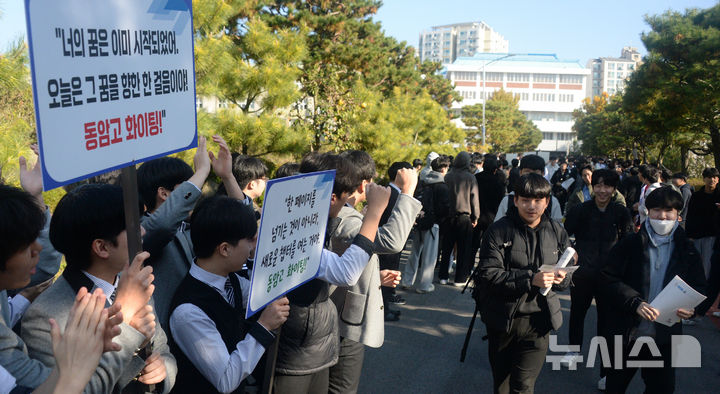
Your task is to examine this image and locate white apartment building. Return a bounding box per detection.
[419,22,508,65]
[446,53,590,153]
[587,46,642,98]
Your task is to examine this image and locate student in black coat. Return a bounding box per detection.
[601,186,706,394]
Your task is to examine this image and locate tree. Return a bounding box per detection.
[632,4,720,167]
[461,89,541,153]
[193,0,310,156]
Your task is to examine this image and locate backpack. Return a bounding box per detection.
[414,183,436,231]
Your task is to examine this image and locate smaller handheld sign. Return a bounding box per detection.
[247,170,335,318]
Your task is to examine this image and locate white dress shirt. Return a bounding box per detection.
[169,263,270,394]
[81,271,118,304]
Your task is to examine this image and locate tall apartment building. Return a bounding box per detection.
[418,22,508,65]
[587,46,642,98]
[446,53,590,153]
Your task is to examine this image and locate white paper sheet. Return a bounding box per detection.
[649,275,706,327]
[540,247,576,296]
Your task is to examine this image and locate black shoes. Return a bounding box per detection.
[389,294,406,305]
[384,310,401,321]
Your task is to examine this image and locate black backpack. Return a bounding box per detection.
[414,183,436,231]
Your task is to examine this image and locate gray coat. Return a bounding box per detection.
[21,272,177,394]
[328,194,421,347]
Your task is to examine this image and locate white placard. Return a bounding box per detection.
[247,170,335,318]
[25,0,197,190]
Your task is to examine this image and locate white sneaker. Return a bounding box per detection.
[439,279,448,285]
[682,318,697,326]
[598,376,606,391]
[560,351,581,369]
[712,311,720,318]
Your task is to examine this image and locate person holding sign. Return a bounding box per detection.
[474,173,572,394]
[601,186,706,393]
[167,196,289,394]
[21,184,177,393]
[273,153,390,394]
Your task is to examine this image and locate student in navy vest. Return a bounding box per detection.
[168,196,289,394]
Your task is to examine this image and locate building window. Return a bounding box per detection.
[444,49,450,54]
[196,97,203,109]
[479,72,503,82]
[532,93,556,102]
[557,113,572,121]
[444,32,451,38]
[533,74,556,83]
[513,92,529,101]
[507,73,530,82]
[559,75,582,84]
[542,132,554,140]
[617,64,625,70]
[444,40,451,46]
[558,94,574,102]
[608,63,616,70]
[454,71,477,80]
[459,40,467,45]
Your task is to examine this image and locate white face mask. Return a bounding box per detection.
[649,219,676,236]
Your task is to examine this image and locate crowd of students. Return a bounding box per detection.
[0,139,718,394]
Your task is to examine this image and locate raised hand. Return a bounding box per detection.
[129,304,156,346]
[19,144,44,204]
[394,167,418,196]
[138,352,167,385]
[50,287,109,394]
[114,251,154,324]
[364,183,391,214]
[209,135,233,180]
[380,270,401,287]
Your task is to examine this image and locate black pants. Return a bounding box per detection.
[606,340,674,394]
[274,368,329,394]
[439,214,474,283]
[328,337,365,394]
[697,247,720,316]
[487,314,550,394]
[569,273,598,347]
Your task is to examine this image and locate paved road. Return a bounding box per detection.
[359,249,720,393]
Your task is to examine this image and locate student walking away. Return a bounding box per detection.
[619,167,643,211]
[439,152,480,286]
[684,167,720,279]
[601,186,706,394]
[419,152,440,185]
[168,196,290,394]
[635,166,663,225]
[273,153,390,394]
[328,150,421,393]
[494,155,563,223]
[562,169,633,387]
[671,173,694,228]
[401,155,449,294]
[507,158,520,194]
[474,173,573,394]
[472,157,506,262]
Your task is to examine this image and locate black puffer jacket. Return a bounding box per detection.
[564,200,633,280]
[600,225,706,344]
[475,209,572,333]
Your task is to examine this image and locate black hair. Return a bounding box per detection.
[50,184,125,271]
[412,159,423,168]
[644,186,684,212]
[137,157,193,211]
[232,155,268,189]
[672,172,687,181]
[340,150,376,181]
[0,185,46,270]
[580,164,593,173]
[300,152,362,196]
[592,169,619,188]
[641,166,661,183]
[471,153,484,166]
[500,159,509,168]
[511,158,519,168]
[431,155,451,172]
[388,161,413,182]
[190,196,258,259]
[483,157,499,173]
[519,155,545,172]
[513,173,552,199]
[274,162,300,179]
[702,167,720,179]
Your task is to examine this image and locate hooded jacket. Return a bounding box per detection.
[443,152,480,222]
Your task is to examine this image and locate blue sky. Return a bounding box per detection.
[2,0,718,63]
